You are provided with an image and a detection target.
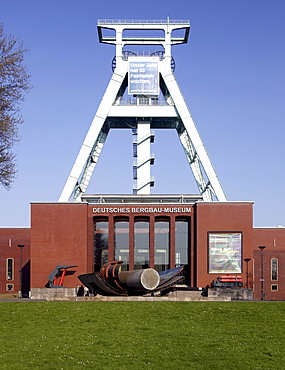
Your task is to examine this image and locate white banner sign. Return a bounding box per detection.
[128,57,159,95]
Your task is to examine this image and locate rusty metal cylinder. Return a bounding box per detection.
[118,268,160,291]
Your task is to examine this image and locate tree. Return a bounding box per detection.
[0,24,31,189]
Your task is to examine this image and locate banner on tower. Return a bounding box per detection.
[128,57,159,95]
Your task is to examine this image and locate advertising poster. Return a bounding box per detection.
[128,57,159,95]
[208,233,242,273]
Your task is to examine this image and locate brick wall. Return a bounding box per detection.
[0,228,30,294]
[195,202,254,288]
[30,203,91,289]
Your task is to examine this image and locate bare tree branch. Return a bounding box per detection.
[0,24,31,189]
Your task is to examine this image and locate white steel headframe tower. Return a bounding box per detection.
[59,19,227,202]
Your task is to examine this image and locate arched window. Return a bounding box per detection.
[134,218,149,270]
[94,218,109,271]
[154,218,170,272]
[114,218,129,271]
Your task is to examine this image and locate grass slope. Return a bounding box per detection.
[0,302,284,369]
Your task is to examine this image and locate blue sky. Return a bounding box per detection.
[1,0,285,227]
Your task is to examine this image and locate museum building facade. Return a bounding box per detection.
[1,194,285,300]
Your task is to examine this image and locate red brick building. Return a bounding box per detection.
[1,195,285,300]
[0,228,30,295]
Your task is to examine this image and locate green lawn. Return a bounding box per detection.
[0,301,284,369]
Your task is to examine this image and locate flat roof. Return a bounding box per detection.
[81,194,203,204]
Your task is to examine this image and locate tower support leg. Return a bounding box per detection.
[161,72,226,201]
[59,71,127,202]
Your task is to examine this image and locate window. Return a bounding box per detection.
[175,218,189,267]
[175,218,190,284]
[208,233,242,273]
[6,284,14,291]
[271,284,278,291]
[6,258,14,281]
[271,258,278,281]
[154,218,170,272]
[134,218,149,270]
[94,219,109,271]
[114,219,129,271]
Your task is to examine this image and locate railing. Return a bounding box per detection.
[133,154,155,168]
[133,176,155,191]
[121,51,165,59]
[98,19,190,25]
[113,98,171,106]
[81,194,204,203]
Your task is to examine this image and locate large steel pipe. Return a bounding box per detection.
[118,268,160,291]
